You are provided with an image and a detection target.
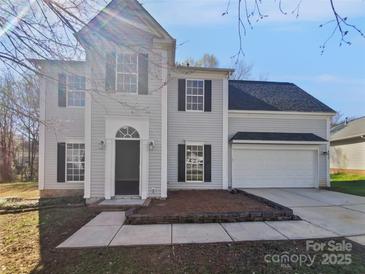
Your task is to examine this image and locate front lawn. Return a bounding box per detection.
[1,207,365,274]
[0,181,83,212]
[1,182,365,273]
[330,173,365,197]
[0,181,39,199]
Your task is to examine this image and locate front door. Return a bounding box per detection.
[115,140,140,195]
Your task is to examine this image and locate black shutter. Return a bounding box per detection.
[204,145,211,182]
[58,73,67,107]
[178,79,186,111]
[57,143,66,183]
[204,80,212,112]
[138,53,148,95]
[105,52,116,91]
[178,144,185,182]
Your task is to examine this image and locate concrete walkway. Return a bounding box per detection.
[58,189,365,248]
[244,188,365,246]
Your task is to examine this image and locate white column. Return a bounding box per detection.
[326,117,331,187]
[104,139,113,199]
[160,51,168,198]
[84,76,92,199]
[141,140,149,199]
[222,77,229,190]
[38,75,46,190]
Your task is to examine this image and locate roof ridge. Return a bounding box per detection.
[229,79,295,85]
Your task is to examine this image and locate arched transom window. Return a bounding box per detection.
[116,126,140,139]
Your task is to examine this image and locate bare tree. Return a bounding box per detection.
[14,77,39,181]
[331,111,344,126]
[230,59,253,80]
[222,0,365,60]
[179,54,219,68]
[0,73,39,182]
[0,76,16,181]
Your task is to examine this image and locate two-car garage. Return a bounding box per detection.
[232,144,319,188]
[230,132,327,189]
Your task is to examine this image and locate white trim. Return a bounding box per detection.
[222,78,229,190]
[185,142,204,183]
[160,51,168,198]
[229,110,335,118]
[231,140,328,145]
[185,79,204,112]
[232,143,320,151]
[65,141,85,183]
[331,133,365,142]
[115,53,139,95]
[84,70,91,198]
[66,74,85,108]
[104,117,149,200]
[38,75,46,190]
[326,117,331,187]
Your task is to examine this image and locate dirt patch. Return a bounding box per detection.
[140,190,273,214]
[1,207,364,274]
[126,190,296,224]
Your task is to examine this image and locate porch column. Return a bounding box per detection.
[104,139,113,199]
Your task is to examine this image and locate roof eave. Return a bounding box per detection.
[231,140,328,145]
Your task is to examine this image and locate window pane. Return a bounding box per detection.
[116,53,138,93]
[186,80,204,111]
[66,143,85,182]
[186,145,204,182]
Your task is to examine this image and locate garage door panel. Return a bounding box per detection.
[232,147,318,188]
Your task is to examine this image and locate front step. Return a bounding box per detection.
[113,195,141,200]
[98,198,150,207]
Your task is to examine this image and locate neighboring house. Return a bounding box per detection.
[330,117,365,174]
[34,0,335,200]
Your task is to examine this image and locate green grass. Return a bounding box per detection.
[330,173,365,197]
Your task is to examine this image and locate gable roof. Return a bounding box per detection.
[231,132,327,143]
[229,80,335,113]
[331,116,365,141]
[78,0,174,41]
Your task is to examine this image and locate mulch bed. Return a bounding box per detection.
[125,190,298,224]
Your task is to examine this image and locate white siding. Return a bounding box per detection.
[42,62,85,190]
[228,113,329,187]
[167,78,224,189]
[331,142,365,170]
[86,44,166,198]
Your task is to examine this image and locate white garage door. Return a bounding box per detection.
[232,145,318,188]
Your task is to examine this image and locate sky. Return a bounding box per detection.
[141,0,365,118]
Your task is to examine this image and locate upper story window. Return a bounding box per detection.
[116,53,138,94]
[67,75,85,107]
[186,80,204,111]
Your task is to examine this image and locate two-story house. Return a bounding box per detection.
[34,0,335,202]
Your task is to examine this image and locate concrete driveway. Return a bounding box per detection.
[244,188,365,239]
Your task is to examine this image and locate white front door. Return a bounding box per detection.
[232,144,319,188]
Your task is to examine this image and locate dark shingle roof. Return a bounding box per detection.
[229,80,335,113]
[231,132,327,142]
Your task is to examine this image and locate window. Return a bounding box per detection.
[116,126,140,139]
[67,75,85,107]
[66,143,85,182]
[186,145,204,182]
[186,80,204,111]
[116,53,138,93]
